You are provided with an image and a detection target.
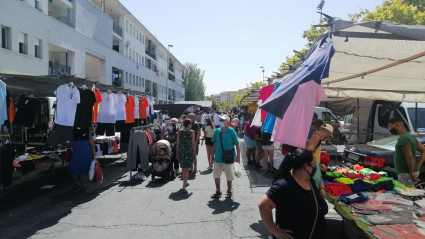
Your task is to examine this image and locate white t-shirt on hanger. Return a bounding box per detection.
[134,96,139,119]
[149,96,155,115]
[115,93,127,121]
[98,92,118,123]
[54,84,80,126]
[146,97,150,116]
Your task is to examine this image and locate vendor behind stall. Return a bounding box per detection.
[388,117,425,188]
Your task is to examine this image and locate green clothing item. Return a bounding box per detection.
[335,178,354,184]
[394,132,419,174]
[364,177,410,189]
[312,162,322,188]
[212,126,239,163]
[178,130,194,169]
[326,171,344,178]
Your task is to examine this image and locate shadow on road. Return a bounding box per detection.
[199,169,213,175]
[168,191,193,201]
[249,220,271,238]
[207,200,240,214]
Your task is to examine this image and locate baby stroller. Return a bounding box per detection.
[150,140,174,182]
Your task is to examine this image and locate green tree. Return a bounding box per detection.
[210,97,218,108]
[349,0,425,24]
[182,62,206,101]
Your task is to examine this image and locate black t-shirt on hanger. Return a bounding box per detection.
[13,94,41,128]
[74,89,96,128]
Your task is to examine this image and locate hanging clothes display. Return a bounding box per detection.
[139,97,148,120]
[0,80,7,125]
[115,93,127,133]
[91,87,103,124]
[149,96,155,116]
[134,95,139,124]
[125,95,135,124]
[260,38,334,118]
[126,130,149,170]
[97,92,117,136]
[13,93,41,128]
[251,100,263,127]
[74,89,96,128]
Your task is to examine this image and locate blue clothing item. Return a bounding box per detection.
[243,135,255,149]
[0,80,7,125]
[338,193,369,203]
[260,38,335,118]
[348,179,375,193]
[262,82,282,134]
[68,140,93,175]
[212,126,239,163]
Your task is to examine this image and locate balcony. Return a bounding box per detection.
[113,22,122,37]
[168,63,174,73]
[168,73,175,81]
[49,61,70,75]
[145,50,156,60]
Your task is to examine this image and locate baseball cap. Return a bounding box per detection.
[220,115,230,121]
[321,123,334,133]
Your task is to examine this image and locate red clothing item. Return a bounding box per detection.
[320,152,330,166]
[372,225,425,239]
[244,120,257,139]
[91,88,102,123]
[281,144,292,156]
[113,140,119,152]
[258,85,275,122]
[369,174,382,181]
[125,96,135,123]
[139,98,148,119]
[8,98,14,123]
[346,173,365,180]
[325,182,353,197]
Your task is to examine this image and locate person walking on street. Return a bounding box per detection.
[240,114,246,133]
[164,123,180,176]
[188,113,201,173]
[211,115,241,199]
[232,116,240,133]
[258,148,328,239]
[69,134,97,192]
[214,112,221,129]
[176,119,196,193]
[388,117,425,187]
[244,115,257,165]
[254,125,264,169]
[202,118,215,169]
[228,115,236,130]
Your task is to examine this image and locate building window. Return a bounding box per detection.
[126,21,128,32]
[35,0,41,11]
[142,34,144,44]
[19,32,27,54]
[133,75,135,85]
[133,27,135,37]
[136,30,138,40]
[139,55,141,64]
[140,33,142,42]
[139,78,141,87]
[136,53,138,63]
[133,51,135,61]
[1,26,11,50]
[125,72,128,83]
[142,78,144,87]
[142,57,144,66]
[129,73,132,84]
[130,24,132,35]
[34,38,41,58]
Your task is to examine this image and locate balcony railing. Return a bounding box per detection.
[49,61,70,75]
[145,50,156,60]
[168,64,174,72]
[113,22,122,37]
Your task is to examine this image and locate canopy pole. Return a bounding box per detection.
[415,103,418,132]
[323,51,425,85]
[357,99,360,141]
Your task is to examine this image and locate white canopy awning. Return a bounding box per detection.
[320,19,425,103]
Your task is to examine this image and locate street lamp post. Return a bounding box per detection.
[260,66,265,85]
[168,45,173,50]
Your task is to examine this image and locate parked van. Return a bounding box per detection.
[11,97,56,147]
[342,100,425,144]
[314,107,343,128]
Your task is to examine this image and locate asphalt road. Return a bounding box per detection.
[0,141,346,239]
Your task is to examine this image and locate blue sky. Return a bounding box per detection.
[120,0,384,95]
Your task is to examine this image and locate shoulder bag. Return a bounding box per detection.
[220,132,234,164]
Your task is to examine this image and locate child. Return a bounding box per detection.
[153,148,168,172]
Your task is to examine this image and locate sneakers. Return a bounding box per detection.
[255,162,263,169]
[248,160,254,165]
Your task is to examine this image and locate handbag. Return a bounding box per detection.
[219,132,234,164]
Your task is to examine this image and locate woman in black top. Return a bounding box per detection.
[258,148,328,239]
[164,123,179,175]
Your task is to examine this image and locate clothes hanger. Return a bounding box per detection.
[68,82,75,88]
[28,90,35,98]
[107,89,112,94]
[81,84,88,90]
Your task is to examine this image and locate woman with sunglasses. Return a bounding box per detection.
[258,148,328,239]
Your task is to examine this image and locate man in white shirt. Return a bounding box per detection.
[232,116,240,133]
[214,112,221,128]
[239,114,246,133]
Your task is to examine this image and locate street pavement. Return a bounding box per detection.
[0,140,346,239]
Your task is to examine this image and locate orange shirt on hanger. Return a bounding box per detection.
[139,97,148,119]
[91,88,102,123]
[125,95,135,123]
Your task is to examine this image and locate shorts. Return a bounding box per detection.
[205,137,214,146]
[256,141,264,152]
[73,127,90,141]
[397,171,420,188]
[96,123,115,136]
[46,124,73,148]
[213,162,234,181]
[115,120,126,132]
[244,135,255,149]
[262,144,274,150]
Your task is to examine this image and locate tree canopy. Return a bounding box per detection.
[182,62,206,101]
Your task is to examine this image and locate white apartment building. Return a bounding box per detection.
[0,0,185,104]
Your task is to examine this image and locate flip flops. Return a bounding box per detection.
[211,191,222,198]
[225,191,232,199]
